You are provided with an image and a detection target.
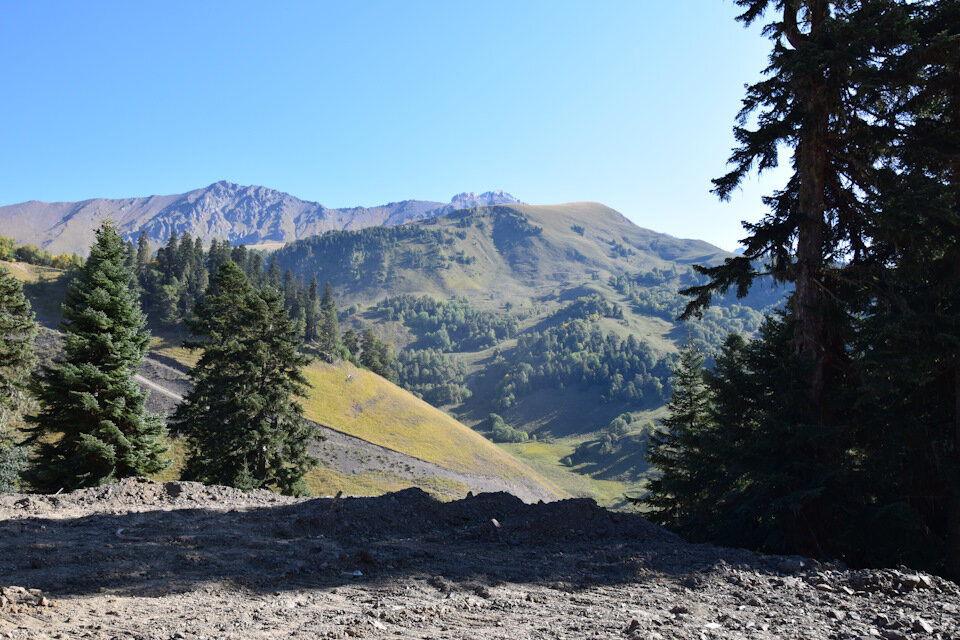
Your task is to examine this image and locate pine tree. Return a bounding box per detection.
[304,277,320,343]
[135,231,151,276]
[318,282,340,358]
[0,266,38,493]
[851,0,960,574]
[26,221,168,491]
[359,328,395,381]
[681,0,915,416]
[643,339,715,534]
[172,261,318,495]
[0,266,38,431]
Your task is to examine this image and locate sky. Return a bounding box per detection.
[0,1,790,251]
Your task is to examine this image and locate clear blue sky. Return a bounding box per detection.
[0,1,788,251]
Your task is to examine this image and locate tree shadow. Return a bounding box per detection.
[0,486,744,599]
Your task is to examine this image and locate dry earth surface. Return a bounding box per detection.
[1,478,958,640]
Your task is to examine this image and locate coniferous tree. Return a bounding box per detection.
[318,282,340,358]
[643,339,714,533]
[851,0,960,573]
[266,256,282,290]
[359,328,395,381]
[230,245,248,271]
[247,253,265,288]
[342,328,359,357]
[304,277,320,343]
[172,261,318,495]
[0,266,38,431]
[135,231,151,276]
[0,266,38,493]
[26,221,168,491]
[681,0,915,415]
[207,239,232,277]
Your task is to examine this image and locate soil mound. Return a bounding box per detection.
[1,479,958,639]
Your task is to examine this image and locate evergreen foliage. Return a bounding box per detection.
[375,294,520,352]
[0,266,38,492]
[494,319,669,409]
[395,348,471,406]
[0,266,38,430]
[643,1,960,576]
[171,261,318,495]
[26,222,168,491]
[487,413,528,443]
[359,328,396,381]
[318,282,341,359]
[643,339,714,533]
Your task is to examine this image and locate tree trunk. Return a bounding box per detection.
[790,0,831,420]
[949,365,960,579]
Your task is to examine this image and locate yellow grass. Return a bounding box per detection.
[499,439,646,508]
[0,260,62,283]
[305,466,470,500]
[147,343,561,497]
[301,360,559,491]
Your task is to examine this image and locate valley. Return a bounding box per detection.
[2,191,781,507]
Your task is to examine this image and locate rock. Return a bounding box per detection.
[828,609,846,621]
[898,573,922,590]
[624,619,641,634]
[776,557,806,574]
[912,619,934,634]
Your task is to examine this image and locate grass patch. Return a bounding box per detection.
[305,466,470,500]
[300,360,560,493]
[499,437,647,509]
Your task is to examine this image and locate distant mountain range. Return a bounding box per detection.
[0,181,522,255]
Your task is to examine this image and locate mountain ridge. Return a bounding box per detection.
[0,181,523,255]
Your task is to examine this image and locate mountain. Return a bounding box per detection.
[8,196,784,506]
[267,202,784,505]
[0,181,522,255]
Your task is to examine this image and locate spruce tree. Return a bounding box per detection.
[643,339,714,534]
[0,266,38,431]
[172,261,318,495]
[681,0,915,415]
[0,266,38,493]
[342,328,359,358]
[304,277,320,343]
[27,221,168,491]
[135,231,151,276]
[318,282,340,358]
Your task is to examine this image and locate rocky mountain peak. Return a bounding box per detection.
[448,191,522,209]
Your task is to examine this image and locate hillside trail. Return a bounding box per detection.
[1,478,957,639]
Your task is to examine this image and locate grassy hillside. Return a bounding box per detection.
[150,342,563,500]
[1,260,73,324]
[9,201,785,507]
[299,359,548,481]
[269,202,784,504]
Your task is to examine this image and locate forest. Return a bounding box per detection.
[641,0,960,579]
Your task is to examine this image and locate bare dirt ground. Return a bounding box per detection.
[1,478,958,640]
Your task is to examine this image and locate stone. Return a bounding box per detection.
[912,619,934,634]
